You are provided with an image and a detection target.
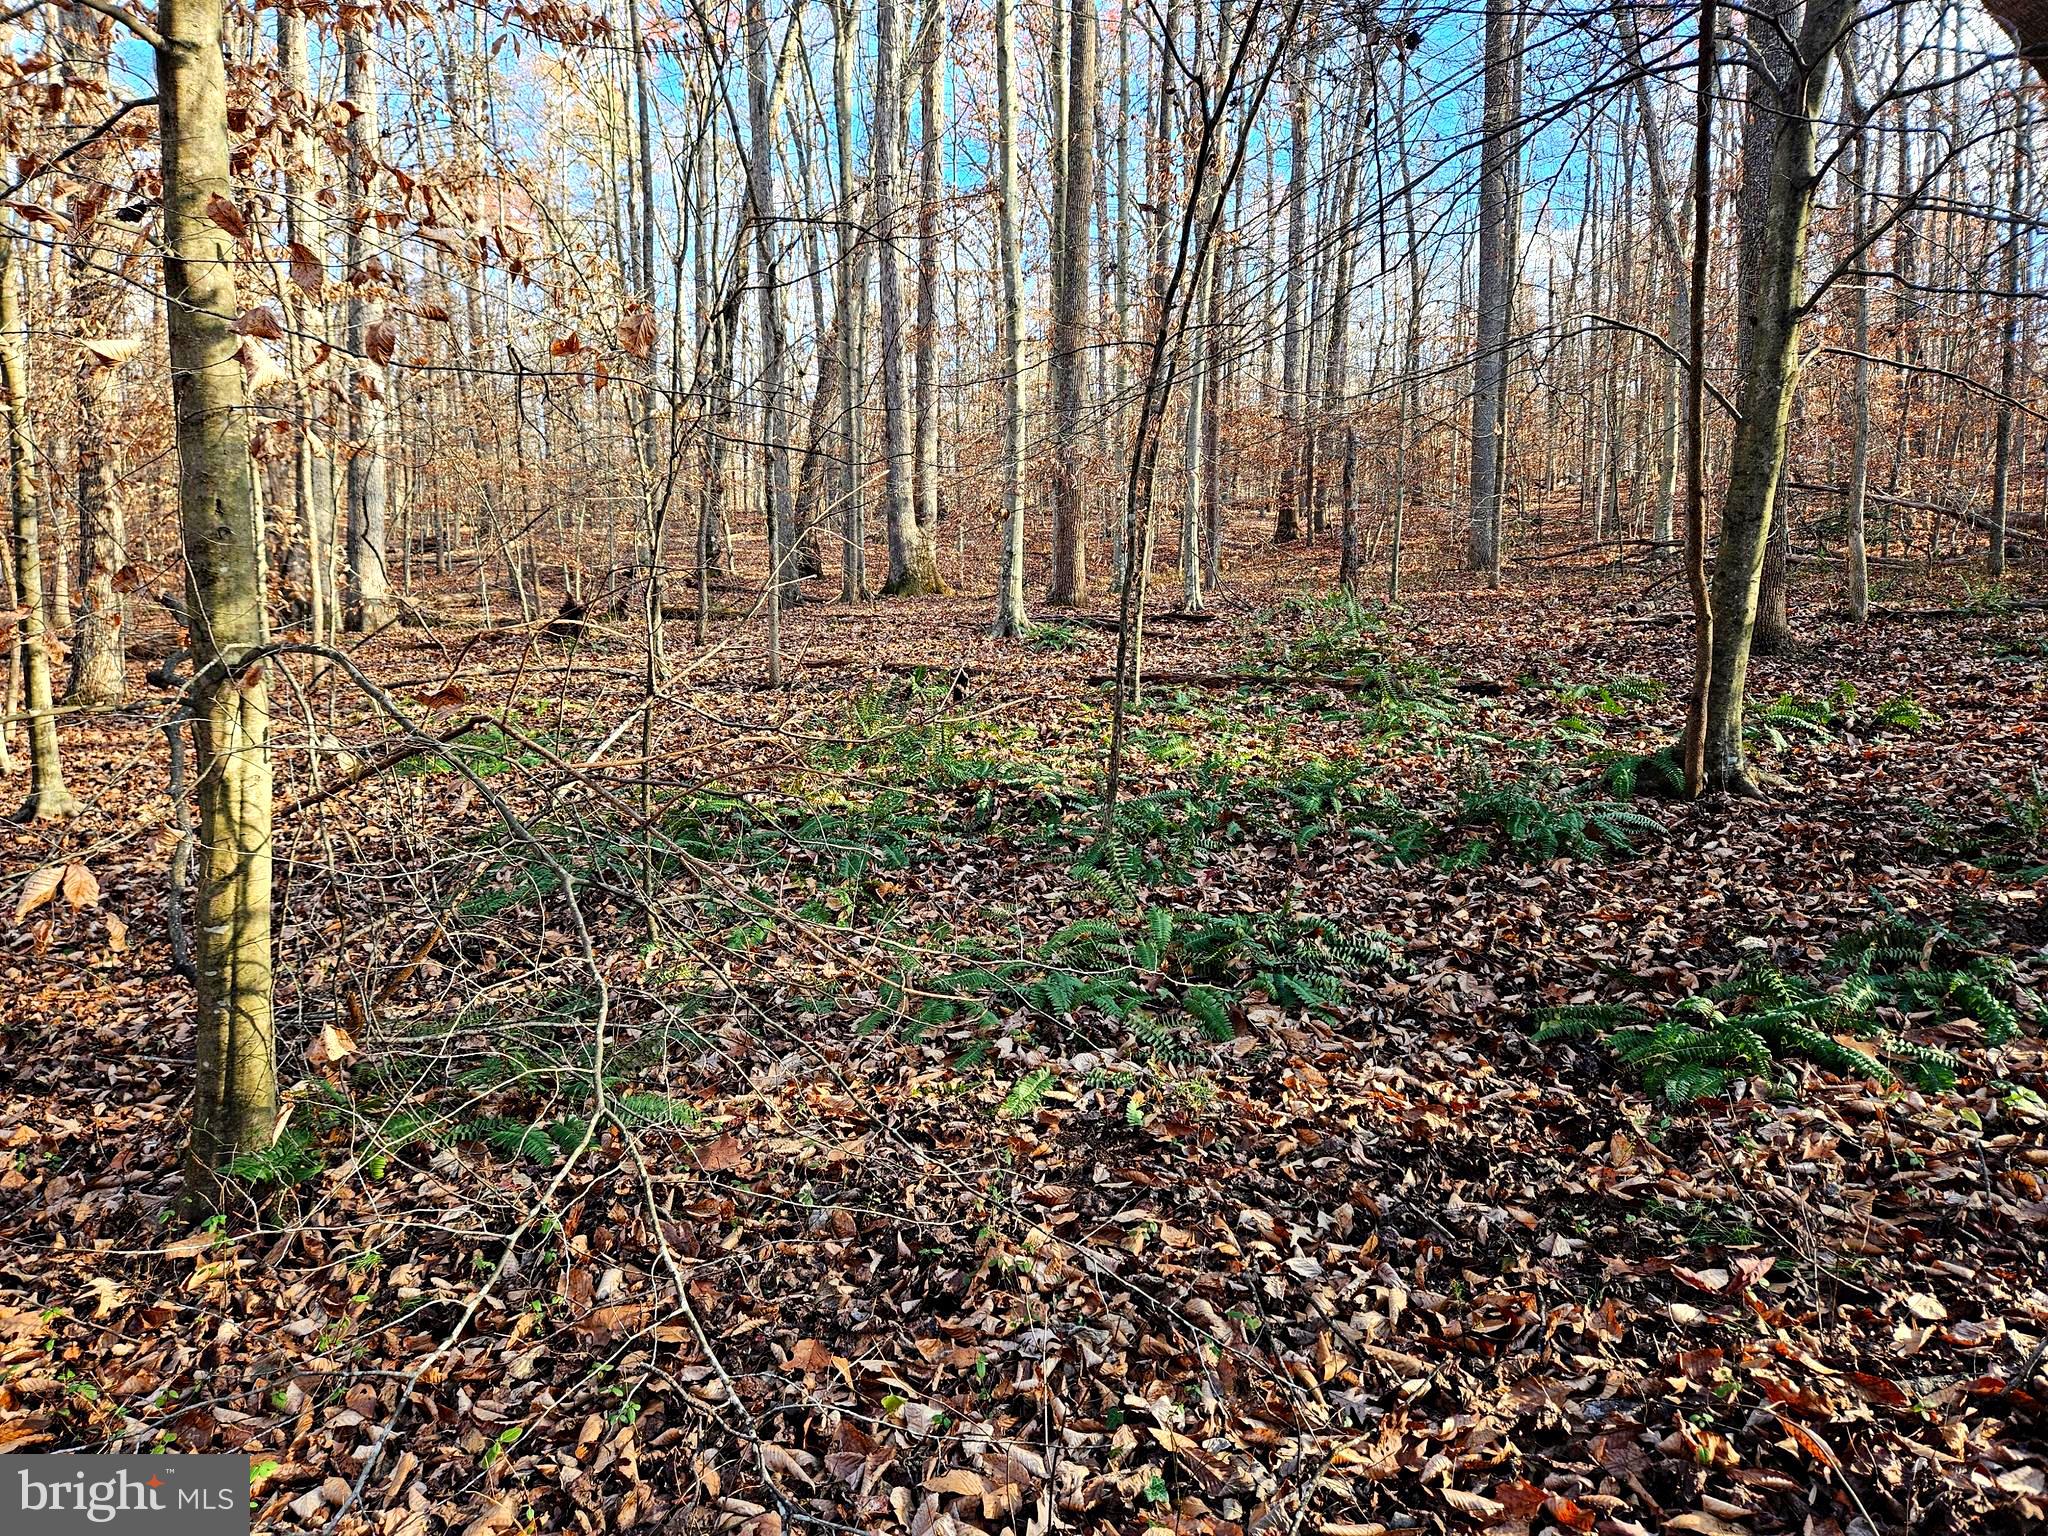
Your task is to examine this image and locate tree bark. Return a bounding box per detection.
[1740,0,1798,655]
[2,237,82,821]
[1467,0,1516,573]
[912,0,945,544]
[990,0,1030,636]
[1700,0,1857,793]
[1048,0,1097,603]
[1842,31,1871,621]
[343,18,393,631]
[159,0,278,1202]
[1274,46,1311,542]
[1989,85,2025,580]
[876,0,940,595]
[60,6,128,707]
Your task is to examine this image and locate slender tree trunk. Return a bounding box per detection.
[913,0,945,543]
[278,4,334,649]
[344,19,394,631]
[1843,33,1871,622]
[990,0,1030,636]
[1338,427,1360,589]
[1048,0,1097,603]
[1468,0,1515,573]
[1989,86,2025,580]
[747,0,795,612]
[1679,0,1717,795]
[832,0,866,602]
[1275,47,1310,542]
[159,0,278,1201]
[1700,0,1856,793]
[2,238,81,821]
[61,6,127,707]
[876,0,939,594]
[1741,0,1798,656]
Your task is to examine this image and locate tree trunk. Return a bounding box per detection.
[876,0,940,595]
[1700,0,1856,793]
[1467,0,1515,573]
[1274,47,1310,542]
[1740,0,1798,656]
[1842,32,1871,622]
[1989,86,2025,580]
[1048,0,1097,603]
[61,5,128,707]
[159,0,278,1202]
[277,3,335,648]
[990,0,1030,636]
[913,0,944,544]
[343,18,394,631]
[747,0,796,612]
[2,238,82,821]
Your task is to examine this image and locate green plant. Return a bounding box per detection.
[1536,921,2036,1104]
[1874,694,1929,732]
[1000,1068,1056,1118]
[1023,621,1085,653]
[870,904,1397,1062]
[1454,772,1662,863]
[1598,745,1688,800]
[1747,683,1856,750]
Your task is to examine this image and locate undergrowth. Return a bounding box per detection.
[1535,918,2037,1104]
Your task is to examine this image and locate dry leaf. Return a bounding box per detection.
[61,863,100,909]
[14,867,63,923]
[79,336,142,367]
[204,192,248,238]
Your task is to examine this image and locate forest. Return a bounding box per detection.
[1,0,2046,1528]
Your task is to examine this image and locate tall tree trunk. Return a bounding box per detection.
[1178,0,1213,616]
[990,0,1030,636]
[1274,45,1310,542]
[277,3,335,648]
[832,0,867,601]
[61,5,128,707]
[1700,0,1857,794]
[159,0,278,1201]
[1048,0,1097,603]
[912,0,944,543]
[1679,0,1718,794]
[747,0,795,611]
[1468,0,1515,573]
[2,237,82,822]
[1989,84,2025,580]
[1741,0,1798,655]
[1842,30,1871,622]
[343,18,394,631]
[876,0,940,594]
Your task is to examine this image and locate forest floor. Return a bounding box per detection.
[3,524,2047,1536]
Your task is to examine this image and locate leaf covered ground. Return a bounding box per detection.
[2,540,2045,1536]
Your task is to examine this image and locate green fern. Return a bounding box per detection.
[1000,1068,1056,1119]
[1537,921,2034,1105]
